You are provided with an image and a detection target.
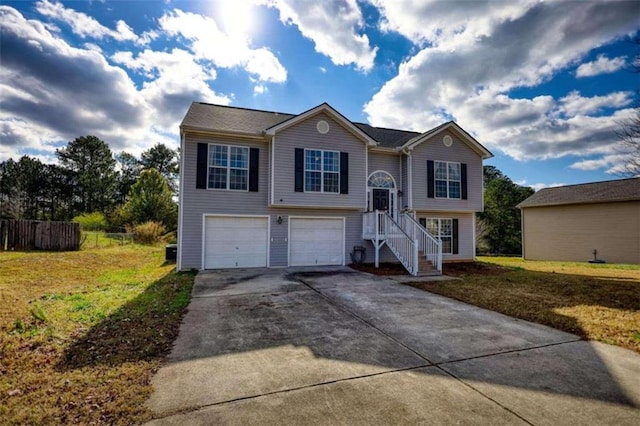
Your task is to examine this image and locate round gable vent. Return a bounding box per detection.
[317,120,330,134]
[443,135,453,147]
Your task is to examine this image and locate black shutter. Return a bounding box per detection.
[452,218,459,254]
[340,152,349,194]
[294,148,304,192]
[461,163,467,200]
[196,143,208,189]
[427,160,434,198]
[249,148,259,192]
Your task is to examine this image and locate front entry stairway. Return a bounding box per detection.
[363,211,442,276]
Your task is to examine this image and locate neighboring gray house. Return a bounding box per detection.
[518,178,640,264]
[178,102,493,275]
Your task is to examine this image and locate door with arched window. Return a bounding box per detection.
[367,171,397,219]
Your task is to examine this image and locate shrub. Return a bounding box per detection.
[72,212,108,231]
[130,221,166,244]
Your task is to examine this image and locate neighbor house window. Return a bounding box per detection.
[208,144,249,190]
[425,218,453,254]
[304,149,339,193]
[434,161,461,199]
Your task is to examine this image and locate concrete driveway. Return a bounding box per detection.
[146,267,640,425]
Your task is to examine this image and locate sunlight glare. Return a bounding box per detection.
[214,0,258,40]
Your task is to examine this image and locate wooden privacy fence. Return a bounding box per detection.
[0,220,80,251]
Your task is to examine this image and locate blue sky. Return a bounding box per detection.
[1,0,638,190]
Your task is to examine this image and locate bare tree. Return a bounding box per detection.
[616,37,640,177]
[616,106,640,177]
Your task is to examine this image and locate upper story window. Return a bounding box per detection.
[208,144,249,190]
[304,149,339,193]
[434,161,461,199]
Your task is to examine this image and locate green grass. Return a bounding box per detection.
[409,258,640,353]
[0,243,195,424]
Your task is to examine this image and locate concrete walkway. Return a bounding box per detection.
[146,267,640,425]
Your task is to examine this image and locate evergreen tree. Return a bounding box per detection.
[140,143,179,192]
[477,166,534,254]
[122,168,177,230]
[56,135,117,215]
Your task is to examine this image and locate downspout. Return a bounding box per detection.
[177,131,186,271]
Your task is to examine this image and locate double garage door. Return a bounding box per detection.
[203,216,344,269]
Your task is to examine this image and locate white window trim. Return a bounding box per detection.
[434,160,461,200]
[207,143,249,191]
[425,217,453,255]
[303,148,340,193]
[366,170,398,219]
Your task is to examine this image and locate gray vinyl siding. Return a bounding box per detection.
[268,209,364,267]
[272,112,367,209]
[414,211,475,261]
[180,133,270,269]
[401,155,409,210]
[411,129,483,212]
[368,151,401,185]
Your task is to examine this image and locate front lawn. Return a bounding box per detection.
[0,243,195,424]
[408,257,640,353]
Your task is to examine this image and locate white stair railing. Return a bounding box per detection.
[399,213,442,273]
[379,211,418,276]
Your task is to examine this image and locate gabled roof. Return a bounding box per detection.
[264,103,376,146]
[180,102,492,155]
[405,121,493,159]
[518,177,640,208]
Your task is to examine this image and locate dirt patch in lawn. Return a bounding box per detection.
[349,261,510,277]
[350,262,409,275]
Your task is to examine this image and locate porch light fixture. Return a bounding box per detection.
[277,215,283,224]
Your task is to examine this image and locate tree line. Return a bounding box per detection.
[0,136,178,231]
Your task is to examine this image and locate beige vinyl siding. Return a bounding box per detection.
[411,129,483,212]
[414,211,475,261]
[272,112,366,209]
[522,201,640,264]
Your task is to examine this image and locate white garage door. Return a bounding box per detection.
[204,216,268,269]
[290,217,344,266]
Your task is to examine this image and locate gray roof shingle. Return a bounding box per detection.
[517,178,640,208]
[181,102,427,148]
[181,102,294,135]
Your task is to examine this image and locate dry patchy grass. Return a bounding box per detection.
[0,244,195,424]
[409,258,640,353]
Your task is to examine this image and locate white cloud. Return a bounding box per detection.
[263,0,377,71]
[531,182,566,192]
[35,0,139,42]
[0,6,229,161]
[159,9,287,83]
[112,49,229,134]
[576,54,626,77]
[364,0,640,171]
[371,0,536,48]
[557,91,633,117]
[253,84,267,95]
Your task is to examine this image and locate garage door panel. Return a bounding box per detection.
[205,217,268,269]
[290,218,344,266]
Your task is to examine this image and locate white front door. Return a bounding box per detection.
[204,216,268,269]
[289,217,345,266]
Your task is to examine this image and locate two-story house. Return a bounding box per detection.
[177,102,492,275]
